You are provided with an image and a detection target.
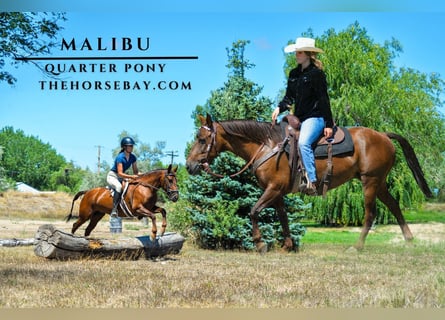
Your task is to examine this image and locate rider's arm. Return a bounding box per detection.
[116,163,138,180]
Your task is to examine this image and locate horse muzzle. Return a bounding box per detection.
[186,161,203,175]
[167,190,179,202]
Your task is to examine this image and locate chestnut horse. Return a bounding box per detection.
[186,115,432,253]
[66,165,179,239]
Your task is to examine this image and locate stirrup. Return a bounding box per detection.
[299,181,318,196]
[110,208,118,217]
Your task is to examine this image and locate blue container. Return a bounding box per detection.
[109,215,122,233]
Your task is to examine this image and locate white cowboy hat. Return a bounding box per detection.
[284,37,324,53]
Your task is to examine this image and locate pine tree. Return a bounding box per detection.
[181,40,306,250]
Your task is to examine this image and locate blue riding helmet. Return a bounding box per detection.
[120,137,135,147]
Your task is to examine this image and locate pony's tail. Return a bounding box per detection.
[386,132,433,198]
[65,190,87,222]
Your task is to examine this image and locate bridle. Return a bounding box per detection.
[129,171,179,201]
[199,124,217,171]
[163,172,179,201]
[198,123,265,179]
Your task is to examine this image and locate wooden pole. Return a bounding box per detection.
[0,238,36,247]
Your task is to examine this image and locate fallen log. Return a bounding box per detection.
[0,238,37,247]
[34,224,185,260]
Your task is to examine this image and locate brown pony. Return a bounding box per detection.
[66,164,179,239]
[186,115,432,253]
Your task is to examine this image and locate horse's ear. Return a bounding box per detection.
[198,114,206,126]
[167,163,172,173]
[173,165,178,173]
[205,113,213,127]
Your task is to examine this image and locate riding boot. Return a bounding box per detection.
[110,191,121,217]
[306,180,318,196]
[298,171,318,196]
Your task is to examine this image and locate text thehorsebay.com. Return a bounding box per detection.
[31,37,197,91]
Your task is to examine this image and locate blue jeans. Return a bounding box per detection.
[298,117,325,183]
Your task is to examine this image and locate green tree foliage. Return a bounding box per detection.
[283,23,445,225]
[80,131,167,190]
[179,153,306,250]
[79,167,108,191]
[191,40,272,124]
[0,146,15,191]
[177,40,307,250]
[0,126,83,191]
[0,12,66,85]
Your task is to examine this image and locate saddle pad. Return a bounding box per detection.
[314,127,354,158]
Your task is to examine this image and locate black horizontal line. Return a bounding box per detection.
[15,56,199,61]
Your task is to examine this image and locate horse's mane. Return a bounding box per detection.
[218,120,282,144]
[142,168,165,174]
[138,168,170,179]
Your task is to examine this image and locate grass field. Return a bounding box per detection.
[1,191,445,308]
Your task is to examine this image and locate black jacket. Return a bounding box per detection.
[279,63,334,128]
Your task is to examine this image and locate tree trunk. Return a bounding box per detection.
[34,224,185,260]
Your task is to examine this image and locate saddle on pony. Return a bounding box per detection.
[107,181,134,217]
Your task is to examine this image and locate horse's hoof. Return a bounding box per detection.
[405,239,415,247]
[280,245,296,253]
[256,242,268,255]
[346,246,360,253]
[282,238,294,252]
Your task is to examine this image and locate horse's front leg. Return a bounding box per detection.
[134,207,157,240]
[274,197,294,251]
[250,189,281,254]
[355,177,379,250]
[152,205,167,236]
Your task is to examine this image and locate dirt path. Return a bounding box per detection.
[2,217,445,244]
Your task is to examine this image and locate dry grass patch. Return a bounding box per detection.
[1,191,445,308]
[1,242,445,308]
[0,191,74,220]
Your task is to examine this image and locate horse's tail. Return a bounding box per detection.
[386,132,433,198]
[65,190,87,222]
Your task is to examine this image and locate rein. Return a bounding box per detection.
[200,123,266,179]
[125,171,178,206]
[203,142,266,178]
[128,180,160,191]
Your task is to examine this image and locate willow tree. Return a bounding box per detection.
[283,22,445,225]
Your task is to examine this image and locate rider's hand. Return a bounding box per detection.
[271,107,280,122]
[324,127,333,139]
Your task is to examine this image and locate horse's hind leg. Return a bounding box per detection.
[72,199,94,235]
[72,212,91,234]
[377,185,414,242]
[72,217,88,234]
[84,211,106,237]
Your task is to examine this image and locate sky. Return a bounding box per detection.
[1,1,445,171]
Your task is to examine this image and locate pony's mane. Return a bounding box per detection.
[218,120,282,144]
[139,168,169,178]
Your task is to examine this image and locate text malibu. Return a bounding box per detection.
[61,37,150,51]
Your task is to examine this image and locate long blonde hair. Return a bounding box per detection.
[306,51,323,70]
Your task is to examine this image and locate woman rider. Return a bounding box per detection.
[106,136,140,216]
